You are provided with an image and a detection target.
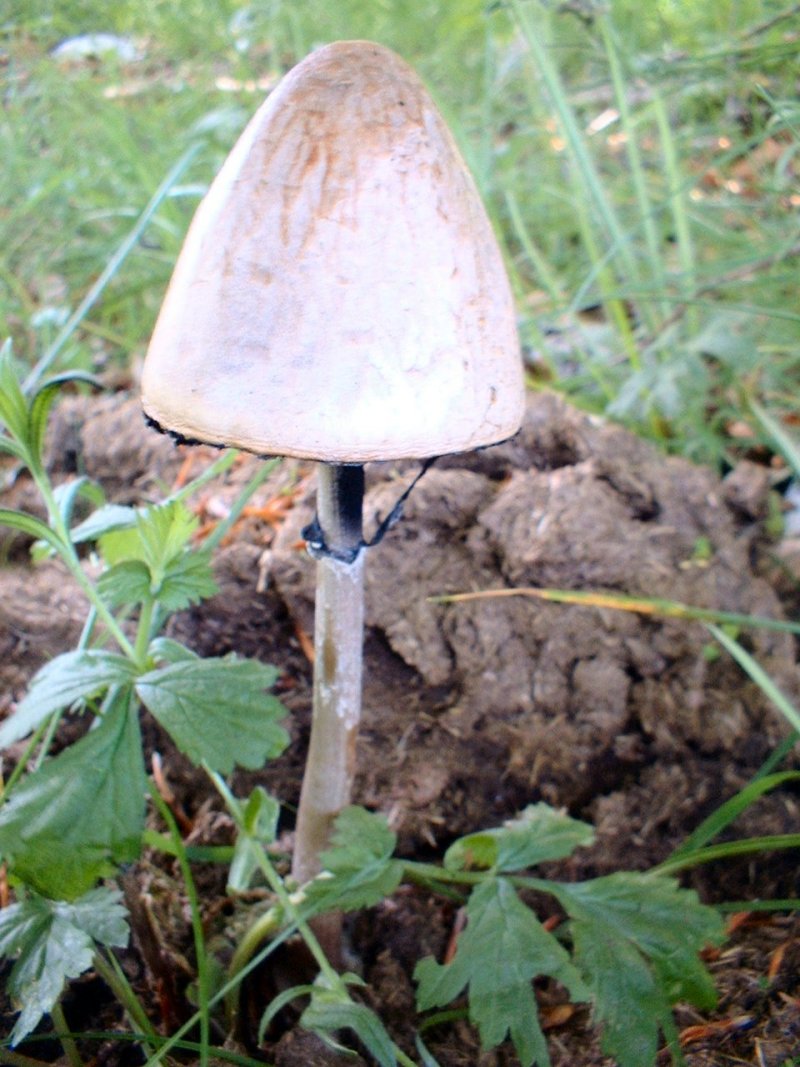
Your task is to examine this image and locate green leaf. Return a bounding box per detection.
[72,503,137,544]
[136,656,287,773]
[445,803,595,872]
[27,383,65,470]
[0,435,27,462]
[668,770,800,863]
[0,694,146,899]
[304,806,404,909]
[148,637,199,664]
[98,523,142,564]
[259,983,317,1041]
[97,559,152,608]
[0,343,31,448]
[550,873,724,1067]
[0,886,128,1045]
[301,994,397,1067]
[52,476,105,531]
[98,501,197,577]
[228,787,280,892]
[95,502,215,609]
[415,878,589,1067]
[136,500,200,581]
[0,650,137,747]
[0,507,67,554]
[243,784,280,838]
[156,549,217,611]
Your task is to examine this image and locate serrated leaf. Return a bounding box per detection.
[686,312,753,366]
[0,886,128,1045]
[550,873,724,1067]
[156,549,217,610]
[570,914,664,1066]
[0,508,67,554]
[0,650,137,747]
[94,503,214,608]
[0,694,146,899]
[137,501,199,581]
[228,787,280,892]
[303,806,403,909]
[301,993,397,1067]
[97,559,152,608]
[415,878,589,1067]
[136,656,287,773]
[72,503,137,544]
[97,501,197,579]
[445,804,595,873]
[98,524,142,564]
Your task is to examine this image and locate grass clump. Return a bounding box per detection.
[3,0,799,462]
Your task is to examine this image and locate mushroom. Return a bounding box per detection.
[141,41,525,892]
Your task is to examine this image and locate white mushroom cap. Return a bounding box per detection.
[142,40,525,462]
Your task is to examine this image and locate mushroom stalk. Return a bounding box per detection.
[292,463,365,888]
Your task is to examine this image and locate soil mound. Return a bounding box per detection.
[3,389,795,885]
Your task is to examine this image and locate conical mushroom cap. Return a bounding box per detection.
[142,41,525,462]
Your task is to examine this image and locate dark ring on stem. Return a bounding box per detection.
[303,456,438,563]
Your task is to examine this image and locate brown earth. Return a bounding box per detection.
[1,389,799,1065]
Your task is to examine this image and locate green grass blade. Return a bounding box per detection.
[655,833,800,875]
[23,143,202,393]
[666,771,800,862]
[504,190,564,307]
[716,898,800,913]
[508,0,637,285]
[597,14,665,329]
[707,623,800,735]
[653,92,698,333]
[749,398,800,479]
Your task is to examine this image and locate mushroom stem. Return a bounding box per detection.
[292,463,365,890]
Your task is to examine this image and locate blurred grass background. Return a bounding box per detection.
[1,0,798,466]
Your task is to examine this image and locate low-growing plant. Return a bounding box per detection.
[0,341,288,1046]
[221,801,726,1067]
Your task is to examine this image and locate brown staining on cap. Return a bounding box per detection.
[141,40,525,463]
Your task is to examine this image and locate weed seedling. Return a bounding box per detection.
[0,341,288,1049]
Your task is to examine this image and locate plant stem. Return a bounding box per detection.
[0,1051,53,1067]
[140,914,302,1067]
[32,469,137,660]
[49,1002,83,1067]
[291,463,365,961]
[149,784,211,1067]
[92,950,159,1054]
[133,597,156,668]
[208,771,347,1016]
